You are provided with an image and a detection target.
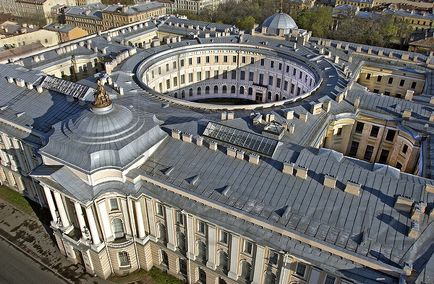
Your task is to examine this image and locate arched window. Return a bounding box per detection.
[197,240,207,264]
[198,268,206,284]
[264,271,277,284]
[174,92,178,98]
[222,85,227,94]
[240,261,252,282]
[248,87,253,96]
[214,85,218,94]
[112,218,124,239]
[181,90,185,98]
[231,85,236,94]
[118,251,130,267]
[197,87,202,95]
[161,250,169,267]
[240,86,244,95]
[275,94,279,101]
[189,88,193,97]
[218,251,229,274]
[158,223,167,243]
[219,278,227,284]
[267,91,272,101]
[205,86,210,94]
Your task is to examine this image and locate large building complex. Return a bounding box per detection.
[0,13,433,284]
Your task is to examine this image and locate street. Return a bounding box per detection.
[0,237,66,284]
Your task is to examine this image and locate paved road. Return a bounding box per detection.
[0,237,66,284]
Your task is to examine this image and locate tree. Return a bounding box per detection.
[236,16,256,31]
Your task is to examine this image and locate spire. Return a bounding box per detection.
[92,79,112,109]
[280,0,283,12]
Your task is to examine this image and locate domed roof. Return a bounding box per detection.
[262,12,298,35]
[40,98,167,173]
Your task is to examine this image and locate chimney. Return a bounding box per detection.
[182,133,192,143]
[299,112,308,122]
[425,183,434,193]
[236,150,245,160]
[402,109,412,120]
[284,110,294,120]
[248,153,259,165]
[227,112,235,120]
[16,79,25,87]
[345,181,361,196]
[171,129,181,140]
[323,175,336,189]
[36,85,43,93]
[295,166,308,179]
[226,147,237,158]
[221,111,227,120]
[288,124,295,134]
[322,101,331,112]
[354,97,361,109]
[405,90,414,101]
[282,162,293,175]
[196,136,203,147]
[408,221,420,239]
[410,203,423,222]
[394,195,414,213]
[208,141,217,151]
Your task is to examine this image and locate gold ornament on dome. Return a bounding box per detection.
[93,80,112,108]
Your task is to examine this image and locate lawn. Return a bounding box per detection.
[110,267,183,284]
[0,185,36,216]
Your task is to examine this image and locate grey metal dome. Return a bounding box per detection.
[40,101,167,173]
[262,12,298,35]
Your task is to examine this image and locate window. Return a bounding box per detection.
[295,263,306,277]
[161,250,169,267]
[118,251,130,267]
[198,268,206,284]
[242,56,246,64]
[396,162,402,170]
[276,78,281,88]
[188,73,193,83]
[268,75,273,86]
[379,149,389,164]
[231,86,236,94]
[377,76,382,82]
[206,56,210,63]
[269,251,279,265]
[198,221,206,234]
[399,79,405,86]
[222,85,227,94]
[388,77,393,84]
[231,70,236,80]
[205,86,210,95]
[220,230,228,244]
[270,61,274,68]
[112,218,124,238]
[109,198,119,211]
[241,261,252,281]
[370,126,379,137]
[240,71,245,80]
[259,74,264,85]
[198,241,207,264]
[249,72,254,81]
[156,203,164,216]
[177,232,186,253]
[214,85,218,94]
[411,82,416,89]
[355,122,364,133]
[188,58,192,65]
[179,258,187,275]
[402,144,408,154]
[366,73,371,80]
[223,56,228,63]
[222,71,228,79]
[239,86,244,95]
[197,57,201,64]
[233,55,237,63]
[260,58,264,66]
[336,128,342,136]
[325,275,336,284]
[219,278,227,284]
[214,55,219,63]
[364,145,374,161]
[243,240,253,254]
[158,223,167,243]
[385,129,396,141]
[250,57,254,64]
[181,74,185,84]
[349,141,359,157]
[264,272,277,284]
[384,91,390,96]
[218,251,229,273]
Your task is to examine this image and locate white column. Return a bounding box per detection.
[206,225,217,269]
[53,191,70,228]
[135,200,146,239]
[121,199,132,235]
[228,234,240,280]
[43,186,57,223]
[97,201,112,240]
[166,206,176,251]
[278,255,291,284]
[252,245,265,284]
[186,214,196,260]
[145,199,156,237]
[74,202,87,238]
[85,206,101,246]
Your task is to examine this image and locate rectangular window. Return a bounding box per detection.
[188,58,192,65]
[180,59,184,67]
[268,76,273,86]
[402,144,408,154]
[396,162,402,170]
[231,70,236,80]
[276,78,281,88]
[233,55,237,63]
[278,62,282,70]
[296,263,306,277]
[188,73,193,83]
[249,72,254,81]
[166,63,169,72]
[173,77,178,87]
[349,141,359,157]
[411,82,416,89]
[386,129,396,141]
[284,81,288,91]
[364,145,374,161]
[293,69,296,76]
[366,73,371,80]
[269,251,279,266]
[198,221,206,234]
[197,57,201,64]
[325,275,336,284]
[259,74,264,85]
[379,149,389,164]
[181,74,185,84]
[355,122,364,134]
[370,126,380,137]
[219,230,228,244]
[399,79,405,86]
[214,70,219,78]
[388,77,393,84]
[173,61,176,69]
[377,75,382,82]
[336,128,342,136]
[156,203,164,216]
[240,71,245,80]
[109,198,119,211]
[222,71,228,79]
[260,58,264,66]
[166,79,170,89]
[223,56,228,63]
[206,56,210,63]
[243,240,253,254]
[197,72,202,81]
[176,211,184,225]
[214,55,219,63]
[250,57,255,64]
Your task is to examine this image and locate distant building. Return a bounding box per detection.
[0,21,59,47]
[408,29,434,54]
[334,0,374,9]
[335,0,433,10]
[383,9,434,30]
[172,0,229,14]
[64,2,166,33]
[44,23,88,42]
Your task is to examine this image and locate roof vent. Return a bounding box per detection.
[236,150,245,160]
[187,175,199,185]
[218,185,231,196]
[162,166,174,176]
[282,162,293,175]
[274,205,289,217]
[16,112,25,118]
[171,129,181,140]
[295,165,308,179]
[248,153,260,165]
[345,181,361,196]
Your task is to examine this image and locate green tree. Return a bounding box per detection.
[236,16,256,31]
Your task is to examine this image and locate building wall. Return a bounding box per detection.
[357,65,425,97]
[0,30,59,48]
